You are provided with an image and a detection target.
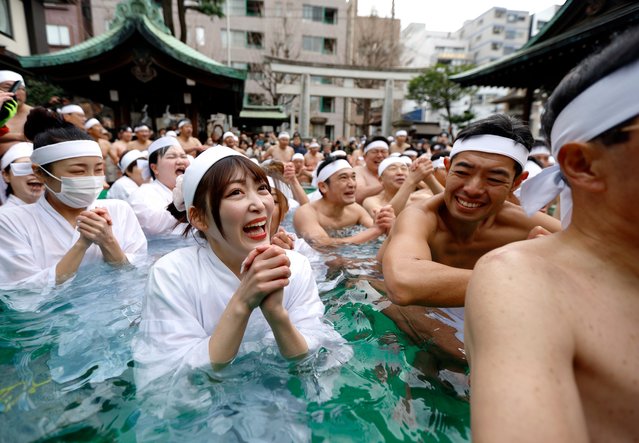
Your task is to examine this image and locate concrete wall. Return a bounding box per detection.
[1,0,31,55]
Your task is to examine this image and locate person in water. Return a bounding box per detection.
[0,142,44,209]
[466,26,639,442]
[0,107,146,289]
[133,147,339,388]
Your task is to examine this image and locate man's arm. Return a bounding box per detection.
[382,205,471,307]
[466,247,588,443]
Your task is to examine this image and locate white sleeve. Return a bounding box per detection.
[133,258,211,389]
[127,188,180,236]
[0,211,57,290]
[107,200,148,265]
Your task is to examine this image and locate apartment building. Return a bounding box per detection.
[401,24,469,67]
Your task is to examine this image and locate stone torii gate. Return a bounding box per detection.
[267,57,424,137]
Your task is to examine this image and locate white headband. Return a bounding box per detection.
[450,134,528,171]
[148,136,181,157]
[58,105,84,115]
[119,149,146,172]
[378,156,408,177]
[166,130,177,138]
[364,140,389,154]
[309,142,320,149]
[292,153,304,161]
[395,130,407,137]
[529,146,551,157]
[222,131,235,141]
[278,132,290,139]
[31,140,102,166]
[1,142,33,170]
[317,159,352,183]
[134,125,150,132]
[332,150,347,157]
[404,150,417,157]
[521,58,639,228]
[177,120,191,129]
[432,158,446,170]
[84,118,100,130]
[0,71,25,87]
[183,146,245,221]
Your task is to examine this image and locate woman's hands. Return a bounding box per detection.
[271,227,295,250]
[76,207,127,264]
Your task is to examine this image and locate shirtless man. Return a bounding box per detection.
[363,156,441,217]
[0,71,32,157]
[382,114,561,308]
[354,136,389,204]
[291,153,312,185]
[466,29,639,442]
[58,104,86,130]
[176,119,204,156]
[389,129,411,154]
[128,125,152,151]
[303,141,324,171]
[110,125,132,165]
[263,132,294,162]
[85,118,118,184]
[293,155,394,248]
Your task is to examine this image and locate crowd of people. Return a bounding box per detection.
[0,24,637,441]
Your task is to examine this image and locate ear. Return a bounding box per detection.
[1,169,10,184]
[558,142,606,192]
[444,157,451,172]
[188,207,208,232]
[511,170,528,192]
[318,181,328,194]
[149,162,159,177]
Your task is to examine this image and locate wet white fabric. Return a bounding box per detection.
[182,146,244,220]
[0,197,146,290]
[147,136,180,158]
[128,180,186,236]
[58,104,84,115]
[316,159,351,183]
[378,156,407,177]
[133,246,334,390]
[364,140,389,154]
[30,140,102,166]
[521,58,639,228]
[0,194,27,210]
[450,134,528,171]
[1,142,33,170]
[107,175,139,201]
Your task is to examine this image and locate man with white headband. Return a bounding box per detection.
[58,104,86,129]
[0,70,32,158]
[293,155,395,247]
[303,141,324,172]
[263,131,294,162]
[110,125,133,170]
[466,27,639,442]
[384,114,561,306]
[176,119,203,156]
[0,108,146,290]
[363,155,440,218]
[128,124,152,151]
[85,118,118,185]
[354,136,390,204]
[390,129,411,154]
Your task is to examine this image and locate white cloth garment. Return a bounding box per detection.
[133,245,336,390]
[0,194,28,210]
[0,197,147,290]
[127,180,186,236]
[107,175,139,201]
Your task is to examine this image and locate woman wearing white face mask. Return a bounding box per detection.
[107,149,149,201]
[127,136,190,236]
[0,142,44,209]
[0,107,147,290]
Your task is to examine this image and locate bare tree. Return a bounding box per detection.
[348,15,402,136]
[160,0,224,43]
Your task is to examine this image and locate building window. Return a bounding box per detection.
[303,36,337,55]
[503,46,517,55]
[491,42,502,51]
[228,0,245,16]
[246,0,264,16]
[494,8,505,19]
[221,30,263,49]
[46,24,71,46]
[303,5,338,24]
[0,0,12,38]
[324,125,334,140]
[311,75,332,85]
[320,97,335,113]
[195,26,205,46]
[505,29,518,40]
[507,13,526,23]
[493,25,503,34]
[247,93,267,105]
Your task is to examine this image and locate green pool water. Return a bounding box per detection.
[0,232,470,442]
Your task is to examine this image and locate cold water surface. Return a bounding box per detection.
[0,221,470,442]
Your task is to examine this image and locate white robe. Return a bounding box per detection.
[134,244,338,389]
[0,196,147,290]
[0,194,27,210]
[127,180,186,236]
[107,175,139,201]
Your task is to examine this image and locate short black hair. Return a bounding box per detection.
[316,155,348,194]
[454,114,533,176]
[542,26,639,147]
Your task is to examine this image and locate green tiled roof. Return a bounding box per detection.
[20,0,245,81]
[240,105,288,120]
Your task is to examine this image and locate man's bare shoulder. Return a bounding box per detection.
[497,201,561,232]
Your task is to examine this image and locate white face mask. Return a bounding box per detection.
[41,167,104,208]
[10,162,34,176]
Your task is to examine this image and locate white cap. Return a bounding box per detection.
[395,130,407,137]
[148,136,181,157]
[331,150,347,157]
[119,149,147,172]
[58,104,84,115]
[292,153,304,161]
[0,71,25,87]
[177,119,191,129]
[1,142,33,170]
[278,132,290,139]
[222,131,235,141]
[84,118,100,130]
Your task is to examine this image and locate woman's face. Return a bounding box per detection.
[2,158,43,204]
[206,172,274,266]
[127,164,146,186]
[152,146,189,190]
